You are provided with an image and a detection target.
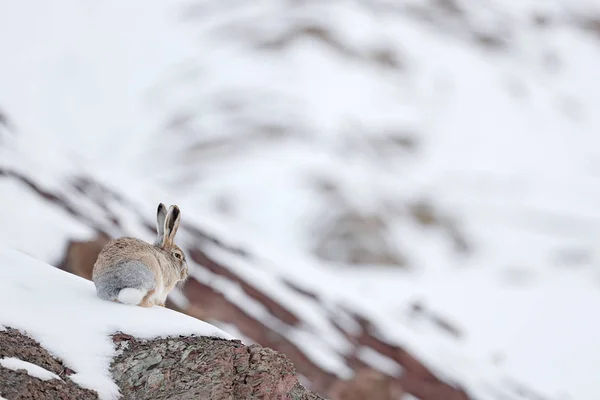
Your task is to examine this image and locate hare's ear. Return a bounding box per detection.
[155,203,168,246]
[163,205,181,247]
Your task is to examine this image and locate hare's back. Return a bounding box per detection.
[93,237,156,274]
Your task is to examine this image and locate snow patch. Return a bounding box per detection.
[0,357,61,381]
[356,347,402,376]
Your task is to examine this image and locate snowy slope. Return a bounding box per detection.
[2,0,600,399]
[0,246,233,400]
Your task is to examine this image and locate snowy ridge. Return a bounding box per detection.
[0,246,233,400]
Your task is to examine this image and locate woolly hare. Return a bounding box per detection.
[92,203,188,307]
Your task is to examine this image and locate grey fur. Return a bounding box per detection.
[94,260,156,301]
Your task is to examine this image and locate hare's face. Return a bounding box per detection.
[170,246,189,280]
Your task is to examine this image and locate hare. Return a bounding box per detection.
[92,203,188,307]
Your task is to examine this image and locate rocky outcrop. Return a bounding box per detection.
[110,333,324,400]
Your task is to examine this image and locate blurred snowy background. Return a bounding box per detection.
[1,0,600,399]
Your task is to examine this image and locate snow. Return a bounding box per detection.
[0,178,93,262]
[166,288,190,310]
[0,247,235,400]
[357,347,402,376]
[0,357,61,381]
[1,0,600,399]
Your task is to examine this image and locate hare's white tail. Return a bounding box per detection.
[117,288,148,305]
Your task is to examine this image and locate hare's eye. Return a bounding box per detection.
[174,252,181,259]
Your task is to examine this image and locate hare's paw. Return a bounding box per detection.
[139,288,157,308]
